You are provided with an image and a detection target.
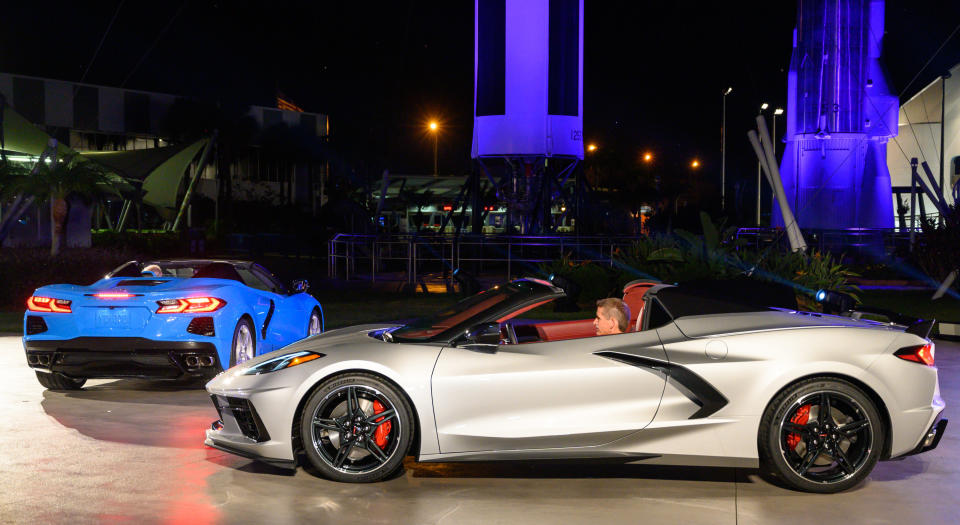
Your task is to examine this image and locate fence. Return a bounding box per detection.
[328,233,642,283]
[330,228,920,284]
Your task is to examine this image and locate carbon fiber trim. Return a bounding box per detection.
[594,351,728,419]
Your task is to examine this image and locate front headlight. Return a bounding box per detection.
[241,351,325,375]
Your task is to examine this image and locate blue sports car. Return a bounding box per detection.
[22,259,324,390]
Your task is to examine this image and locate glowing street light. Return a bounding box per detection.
[691,159,700,169]
[427,120,439,176]
[587,143,598,153]
[643,152,653,162]
[760,102,769,111]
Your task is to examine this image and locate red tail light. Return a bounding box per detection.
[895,343,935,366]
[156,297,226,314]
[27,296,72,313]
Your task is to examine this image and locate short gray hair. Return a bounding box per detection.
[596,297,630,332]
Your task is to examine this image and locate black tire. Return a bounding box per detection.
[228,317,257,368]
[759,377,884,493]
[35,371,86,390]
[300,373,414,483]
[308,307,323,337]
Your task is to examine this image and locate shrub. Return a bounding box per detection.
[0,248,144,310]
[91,230,183,255]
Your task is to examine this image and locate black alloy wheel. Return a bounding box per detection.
[760,377,884,493]
[300,373,413,483]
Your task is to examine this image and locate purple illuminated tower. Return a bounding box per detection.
[776,0,898,229]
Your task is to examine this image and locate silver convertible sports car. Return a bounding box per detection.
[205,278,947,493]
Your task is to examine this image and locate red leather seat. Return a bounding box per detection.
[622,280,659,331]
[534,319,596,342]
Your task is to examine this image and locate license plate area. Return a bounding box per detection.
[91,307,149,330]
[97,308,130,328]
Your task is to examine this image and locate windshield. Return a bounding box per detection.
[390,279,562,343]
[107,260,220,279]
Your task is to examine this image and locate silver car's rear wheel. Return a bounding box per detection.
[760,378,884,493]
[300,373,413,482]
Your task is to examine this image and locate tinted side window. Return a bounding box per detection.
[646,299,673,330]
[252,265,286,294]
[236,268,272,292]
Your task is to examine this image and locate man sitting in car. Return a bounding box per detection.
[594,298,630,335]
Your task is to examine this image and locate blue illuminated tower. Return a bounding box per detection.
[471,0,584,234]
[776,0,898,229]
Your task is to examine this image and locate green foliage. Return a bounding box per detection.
[0,247,144,310]
[580,212,861,309]
[910,205,960,287]
[2,157,113,203]
[91,230,183,255]
[538,252,619,304]
[0,160,30,198]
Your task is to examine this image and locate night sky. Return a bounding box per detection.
[2,1,959,203]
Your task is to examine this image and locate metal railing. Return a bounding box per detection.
[330,228,926,284]
[734,227,913,257]
[328,233,642,283]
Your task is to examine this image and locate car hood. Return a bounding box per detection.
[237,324,402,366]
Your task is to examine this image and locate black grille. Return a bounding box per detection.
[26,316,47,335]
[219,396,270,442]
[187,317,215,336]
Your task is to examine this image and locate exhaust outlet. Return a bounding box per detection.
[27,354,39,365]
[185,355,199,367]
[199,356,215,367]
[38,354,51,366]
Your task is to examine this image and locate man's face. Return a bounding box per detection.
[594,307,618,335]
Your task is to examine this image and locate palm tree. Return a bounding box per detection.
[2,158,113,255]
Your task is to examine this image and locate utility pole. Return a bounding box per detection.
[721,87,732,211]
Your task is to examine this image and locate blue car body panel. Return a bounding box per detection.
[23,273,323,377]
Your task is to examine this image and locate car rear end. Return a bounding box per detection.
[23,278,237,380]
[866,330,947,459]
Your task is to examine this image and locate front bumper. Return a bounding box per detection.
[24,337,222,379]
[205,393,298,469]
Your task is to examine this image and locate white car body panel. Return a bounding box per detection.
[205,291,944,472]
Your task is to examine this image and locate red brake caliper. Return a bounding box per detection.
[787,404,811,450]
[372,400,392,449]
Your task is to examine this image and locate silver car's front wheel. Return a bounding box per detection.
[760,378,884,493]
[300,373,413,482]
[230,318,256,367]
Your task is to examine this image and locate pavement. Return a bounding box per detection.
[0,333,958,525]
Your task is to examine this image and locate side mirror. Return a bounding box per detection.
[460,322,500,352]
[291,280,310,294]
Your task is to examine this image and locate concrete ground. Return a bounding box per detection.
[0,334,957,525]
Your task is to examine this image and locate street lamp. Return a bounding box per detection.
[428,121,439,176]
[643,152,653,163]
[691,159,700,169]
[587,143,598,153]
[772,108,784,160]
[721,86,732,211]
[756,103,769,225]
